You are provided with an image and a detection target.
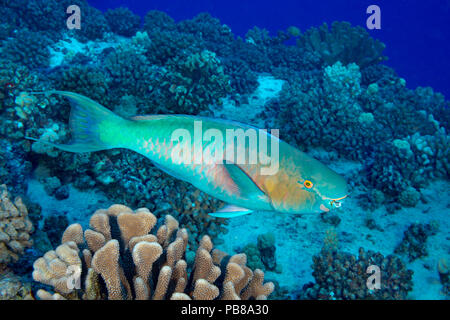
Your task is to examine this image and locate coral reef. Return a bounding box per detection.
[105,7,141,37]
[257,233,277,272]
[35,144,229,248]
[242,243,265,271]
[222,56,259,94]
[0,140,32,196]
[0,185,34,266]
[2,30,52,69]
[297,21,387,68]
[398,186,421,208]
[269,62,366,157]
[240,233,279,273]
[267,58,449,205]
[394,223,439,262]
[159,49,231,114]
[299,247,414,300]
[32,204,274,300]
[42,213,69,247]
[143,10,176,33]
[104,45,155,99]
[0,2,448,302]
[169,188,228,249]
[54,65,111,107]
[40,175,69,200]
[1,5,444,216]
[0,269,33,300]
[70,0,110,41]
[0,0,65,35]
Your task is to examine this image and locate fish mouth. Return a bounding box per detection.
[319,194,349,212]
[329,194,348,208]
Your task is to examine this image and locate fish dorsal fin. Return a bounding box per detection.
[222,162,267,201]
[209,204,253,218]
[130,115,172,121]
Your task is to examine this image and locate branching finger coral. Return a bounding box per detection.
[32,204,274,300]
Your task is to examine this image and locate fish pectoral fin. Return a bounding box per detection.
[223,163,267,200]
[208,204,253,218]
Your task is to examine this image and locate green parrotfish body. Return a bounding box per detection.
[28,91,348,218]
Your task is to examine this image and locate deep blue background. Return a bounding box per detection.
[87,0,450,99]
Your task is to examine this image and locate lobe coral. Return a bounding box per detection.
[32,204,274,300]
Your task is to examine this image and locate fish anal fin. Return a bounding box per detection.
[209,204,253,218]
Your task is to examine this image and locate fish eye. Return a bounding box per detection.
[303,180,313,189]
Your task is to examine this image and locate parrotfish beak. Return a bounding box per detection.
[320,194,349,212]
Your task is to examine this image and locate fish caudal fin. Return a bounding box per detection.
[27,91,125,153]
[208,204,254,218]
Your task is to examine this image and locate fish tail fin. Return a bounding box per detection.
[26,91,126,153]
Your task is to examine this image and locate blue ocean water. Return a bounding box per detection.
[89,0,450,98]
[0,0,449,302]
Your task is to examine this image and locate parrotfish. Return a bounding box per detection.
[27,91,348,218]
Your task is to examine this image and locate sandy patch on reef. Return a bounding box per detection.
[26,179,112,230]
[211,74,284,127]
[48,34,123,68]
[215,159,450,300]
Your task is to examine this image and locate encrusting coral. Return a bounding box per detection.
[32,204,274,300]
[299,247,414,300]
[0,269,33,300]
[394,223,439,262]
[0,184,34,266]
[297,21,387,68]
[105,7,141,37]
[2,29,52,69]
